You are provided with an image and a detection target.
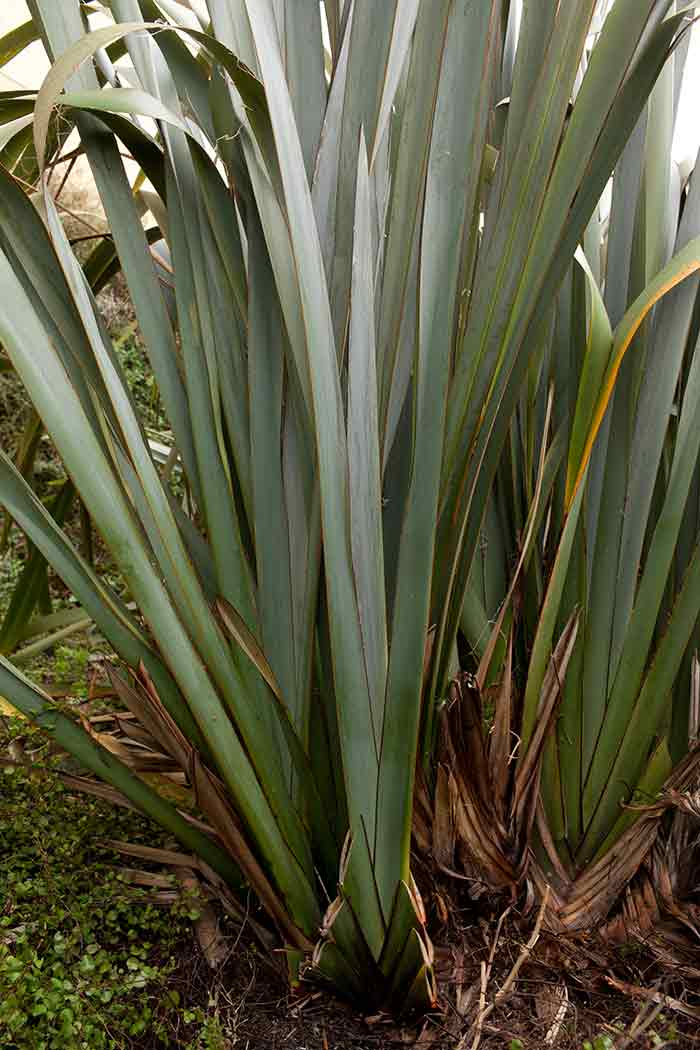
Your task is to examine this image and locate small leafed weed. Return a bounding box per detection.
[112,324,164,433]
[0,715,200,1049]
[181,1010,229,1050]
[582,1037,615,1050]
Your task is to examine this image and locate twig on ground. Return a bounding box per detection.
[462,902,513,1050]
[614,996,666,1049]
[469,961,487,1050]
[605,974,700,1021]
[466,886,551,1050]
[543,983,569,1045]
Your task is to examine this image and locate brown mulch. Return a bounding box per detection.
[134,887,700,1050]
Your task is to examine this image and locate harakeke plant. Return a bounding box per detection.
[422,5,700,946]
[0,0,698,1010]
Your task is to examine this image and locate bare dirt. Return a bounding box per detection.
[141,897,700,1050]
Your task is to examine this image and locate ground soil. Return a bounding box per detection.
[136,898,700,1049]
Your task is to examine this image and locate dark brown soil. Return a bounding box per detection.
[136,898,700,1050]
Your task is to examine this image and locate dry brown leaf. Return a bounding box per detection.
[536,982,569,1045]
[176,868,229,969]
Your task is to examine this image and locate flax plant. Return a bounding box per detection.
[0,0,698,1008]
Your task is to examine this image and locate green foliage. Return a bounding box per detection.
[583,1038,615,1050]
[0,719,190,1049]
[181,1012,228,1050]
[45,644,89,687]
[113,323,165,433]
[0,548,22,608]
